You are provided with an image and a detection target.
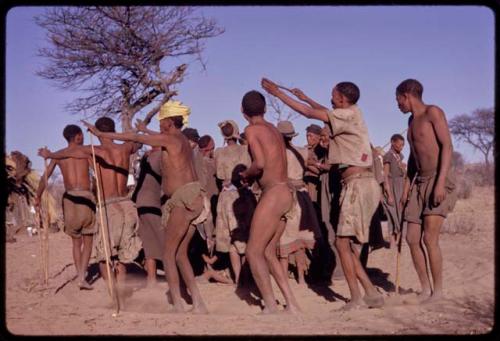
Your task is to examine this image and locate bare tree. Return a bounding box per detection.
[449,108,494,168]
[35,6,224,131]
[265,93,299,124]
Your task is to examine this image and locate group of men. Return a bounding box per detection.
[36,77,457,313]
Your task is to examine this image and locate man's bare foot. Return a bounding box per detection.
[258,306,280,315]
[167,304,185,314]
[283,303,303,314]
[77,280,93,290]
[420,292,443,305]
[189,304,209,314]
[336,299,364,311]
[403,290,432,305]
[363,293,384,308]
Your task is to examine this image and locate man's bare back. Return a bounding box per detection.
[244,122,288,190]
[93,142,135,199]
[54,150,92,191]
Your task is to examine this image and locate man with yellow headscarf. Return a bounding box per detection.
[81,100,211,314]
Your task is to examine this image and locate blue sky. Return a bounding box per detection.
[6,6,495,173]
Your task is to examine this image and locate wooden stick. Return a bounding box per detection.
[395,232,402,295]
[41,156,50,286]
[36,206,45,286]
[89,134,120,315]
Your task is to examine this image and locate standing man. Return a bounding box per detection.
[382,134,407,248]
[39,118,143,295]
[304,124,323,204]
[82,100,211,314]
[36,125,96,290]
[396,79,457,304]
[262,78,384,310]
[239,90,302,314]
[131,146,164,287]
[198,134,219,253]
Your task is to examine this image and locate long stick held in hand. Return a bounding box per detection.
[40,154,50,286]
[89,133,120,315]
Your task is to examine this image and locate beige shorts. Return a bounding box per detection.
[337,172,381,244]
[62,190,96,238]
[94,197,142,263]
[404,171,457,225]
[161,182,208,227]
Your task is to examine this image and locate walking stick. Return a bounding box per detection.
[89,133,120,315]
[42,157,51,286]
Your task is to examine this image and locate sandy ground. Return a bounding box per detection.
[5,186,494,336]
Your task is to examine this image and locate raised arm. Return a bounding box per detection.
[38,145,96,160]
[428,106,453,206]
[290,88,329,111]
[35,159,57,208]
[240,127,264,180]
[261,78,329,123]
[82,120,167,148]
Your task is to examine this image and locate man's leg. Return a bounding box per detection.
[405,222,432,300]
[71,236,83,277]
[295,248,307,285]
[229,249,242,285]
[176,223,208,314]
[145,258,157,287]
[351,244,383,306]
[335,237,363,308]
[279,256,288,278]
[77,234,94,289]
[422,215,445,302]
[264,219,302,313]
[246,188,294,314]
[162,206,192,313]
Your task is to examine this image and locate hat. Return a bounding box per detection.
[277,120,298,137]
[306,124,322,135]
[218,120,241,140]
[182,128,200,142]
[158,100,190,126]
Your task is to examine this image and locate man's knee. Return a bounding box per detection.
[264,245,278,262]
[422,233,438,248]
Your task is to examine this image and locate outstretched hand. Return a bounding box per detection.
[261,78,281,96]
[38,146,51,159]
[291,88,308,101]
[81,120,101,136]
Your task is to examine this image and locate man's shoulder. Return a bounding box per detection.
[425,104,445,119]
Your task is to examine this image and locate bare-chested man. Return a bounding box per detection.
[81,101,210,314]
[39,118,143,293]
[239,90,302,314]
[262,78,384,310]
[36,125,95,290]
[396,79,457,304]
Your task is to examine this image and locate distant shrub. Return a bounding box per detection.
[463,163,494,187]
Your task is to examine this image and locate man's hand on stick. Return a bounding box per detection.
[81,120,101,137]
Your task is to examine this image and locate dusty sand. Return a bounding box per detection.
[5,186,494,336]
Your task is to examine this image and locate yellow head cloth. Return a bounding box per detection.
[158,100,190,126]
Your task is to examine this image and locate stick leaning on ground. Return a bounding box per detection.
[89,133,120,315]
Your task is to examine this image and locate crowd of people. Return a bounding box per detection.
[36,77,457,313]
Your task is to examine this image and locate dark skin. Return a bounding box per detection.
[262,78,383,310]
[36,132,94,289]
[396,90,453,304]
[83,118,208,314]
[38,126,141,288]
[239,110,302,314]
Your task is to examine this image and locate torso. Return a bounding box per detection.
[408,106,441,176]
[247,122,288,190]
[94,142,133,200]
[57,157,91,191]
[160,131,198,197]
